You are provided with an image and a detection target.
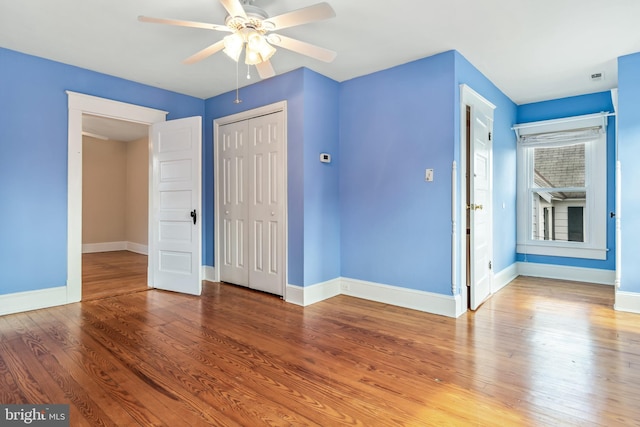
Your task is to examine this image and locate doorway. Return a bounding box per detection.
[81,114,150,300]
[460,85,495,311]
[66,91,167,303]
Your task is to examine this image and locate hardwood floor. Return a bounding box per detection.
[82,251,148,300]
[1,277,639,426]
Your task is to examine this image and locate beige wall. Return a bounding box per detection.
[125,137,149,245]
[82,136,148,246]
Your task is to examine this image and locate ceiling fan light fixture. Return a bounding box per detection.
[247,32,276,62]
[244,44,262,65]
[223,32,244,61]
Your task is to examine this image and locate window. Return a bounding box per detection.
[515,113,608,260]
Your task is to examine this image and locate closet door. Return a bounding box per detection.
[248,112,285,295]
[218,110,285,296]
[219,120,249,287]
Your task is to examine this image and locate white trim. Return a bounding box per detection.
[67,91,167,305]
[82,241,148,255]
[286,277,461,317]
[83,241,127,253]
[342,277,460,318]
[202,266,216,283]
[516,244,607,260]
[517,262,615,285]
[0,287,67,316]
[512,112,609,136]
[493,263,519,293]
[127,242,149,255]
[285,278,341,306]
[614,291,640,314]
[284,285,304,306]
[213,101,288,295]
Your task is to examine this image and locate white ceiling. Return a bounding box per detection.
[2,0,639,106]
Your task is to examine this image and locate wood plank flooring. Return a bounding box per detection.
[82,251,148,300]
[1,277,640,426]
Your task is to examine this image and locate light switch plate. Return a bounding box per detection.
[425,168,434,182]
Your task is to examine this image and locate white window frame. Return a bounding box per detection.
[515,113,608,260]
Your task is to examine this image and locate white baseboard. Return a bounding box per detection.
[517,262,615,285]
[615,291,640,314]
[493,263,519,293]
[82,241,148,255]
[341,277,459,318]
[126,242,148,255]
[286,278,341,306]
[202,266,216,282]
[287,277,460,317]
[0,286,68,316]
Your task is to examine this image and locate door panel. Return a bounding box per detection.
[470,105,493,310]
[248,113,285,295]
[218,111,285,296]
[219,121,249,286]
[151,116,202,295]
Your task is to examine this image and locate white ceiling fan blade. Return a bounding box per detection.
[183,40,225,64]
[269,35,336,63]
[219,0,247,19]
[256,60,276,79]
[138,16,230,32]
[265,2,335,31]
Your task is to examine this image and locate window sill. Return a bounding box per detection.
[516,243,607,260]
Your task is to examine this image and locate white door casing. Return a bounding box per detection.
[150,117,202,295]
[215,102,287,297]
[67,91,167,303]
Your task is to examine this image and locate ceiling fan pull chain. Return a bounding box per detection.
[247,63,251,80]
[234,58,242,104]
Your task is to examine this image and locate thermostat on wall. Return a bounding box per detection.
[320,153,331,163]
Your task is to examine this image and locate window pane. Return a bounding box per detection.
[568,207,584,242]
[531,192,586,242]
[533,143,585,188]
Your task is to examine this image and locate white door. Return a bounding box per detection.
[218,111,285,296]
[248,113,285,295]
[219,120,249,287]
[470,104,493,310]
[150,116,202,295]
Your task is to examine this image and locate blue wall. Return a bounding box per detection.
[618,52,640,292]
[302,70,341,285]
[4,42,627,303]
[0,47,203,296]
[515,92,616,271]
[339,51,457,294]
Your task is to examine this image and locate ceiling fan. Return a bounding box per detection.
[139,0,337,79]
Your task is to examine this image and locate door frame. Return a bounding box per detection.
[213,101,288,297]
[66,91,167,302]
[458,84,495,311]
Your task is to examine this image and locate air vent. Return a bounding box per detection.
[590,72,604,82]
